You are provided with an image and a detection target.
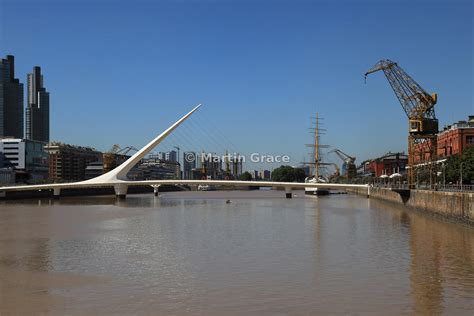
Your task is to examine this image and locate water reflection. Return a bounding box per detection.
[370,199,474,315]
[0,191,472,314]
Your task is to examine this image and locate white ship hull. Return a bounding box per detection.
[305,177,330,195]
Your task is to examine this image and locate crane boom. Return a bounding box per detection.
[365,59,439,188]
[365,59,438,131]
[329,149,356,179]
[329,149,355,163]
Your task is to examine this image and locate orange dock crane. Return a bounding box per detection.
[329,149,356,179]
[365,59,438,188]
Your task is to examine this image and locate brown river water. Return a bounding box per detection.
[0,190,473,315]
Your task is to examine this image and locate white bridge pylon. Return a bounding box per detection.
[0,104,369,199]
[80,103,203,196]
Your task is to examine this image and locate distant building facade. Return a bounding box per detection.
[84,152,130,180]
[0,168,15,185]
[361,152,408,177]
[0,138,48,182]
[45,143,101,181]
[250,170,259,180]
[85,161,105,180]
[261,170,271,180]
[26,66,50,142]
[128,156,180,180]
[0,55,24,139]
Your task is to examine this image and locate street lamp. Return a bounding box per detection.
[442,163,446,188]
[416,168,419,189]
[174,146,181,179]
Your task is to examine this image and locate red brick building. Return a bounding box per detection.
[358,152,408,177]
[413,115,474,163]
[437,116,474,158]
[413,139,435,164]
[45,142,102,181]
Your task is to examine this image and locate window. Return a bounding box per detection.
[466,135,474,144]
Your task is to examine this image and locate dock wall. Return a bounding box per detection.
[348,187,474,225]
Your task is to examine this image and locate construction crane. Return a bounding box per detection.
[365,59,438,188]
[116,146,139,156]
[104,145,139,173]
[108,144,121,154]
[329,149,356,179]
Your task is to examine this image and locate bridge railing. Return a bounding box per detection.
[436,184,474,192]
[372,182,474,192]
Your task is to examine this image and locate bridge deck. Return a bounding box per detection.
[0,180,368,192]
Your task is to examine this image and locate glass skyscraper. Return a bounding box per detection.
[0,55,24,139]
[26,66,50,142]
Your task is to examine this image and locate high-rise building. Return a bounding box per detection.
[231,154,243,177]
[165,150,177,162]
[0,55,24,138]
[155,150,178,163]
[197,152,222,179]
[183,151,196,179]
[26,66,50,142]
[261,170,271,180]
[250,170,259,179]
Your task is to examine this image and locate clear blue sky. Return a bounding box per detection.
[1,0,472,170]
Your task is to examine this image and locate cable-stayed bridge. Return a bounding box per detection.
[0,105,369,199]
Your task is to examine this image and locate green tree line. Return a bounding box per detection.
[271,165,307,182]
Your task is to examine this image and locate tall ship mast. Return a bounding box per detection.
[304,113,331,195]
[313,113,322,179]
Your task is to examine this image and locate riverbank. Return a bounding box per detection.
[348,187,474,225]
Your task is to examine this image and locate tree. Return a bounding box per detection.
[239,171,253,181]
[271,165,306,182]
[444,146,474,184]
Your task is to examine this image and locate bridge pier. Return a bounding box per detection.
[53,188,61,199]
[285,187,292,199]
[0,191,5,199]
[153,185,160,197]
[114,184,128,199]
